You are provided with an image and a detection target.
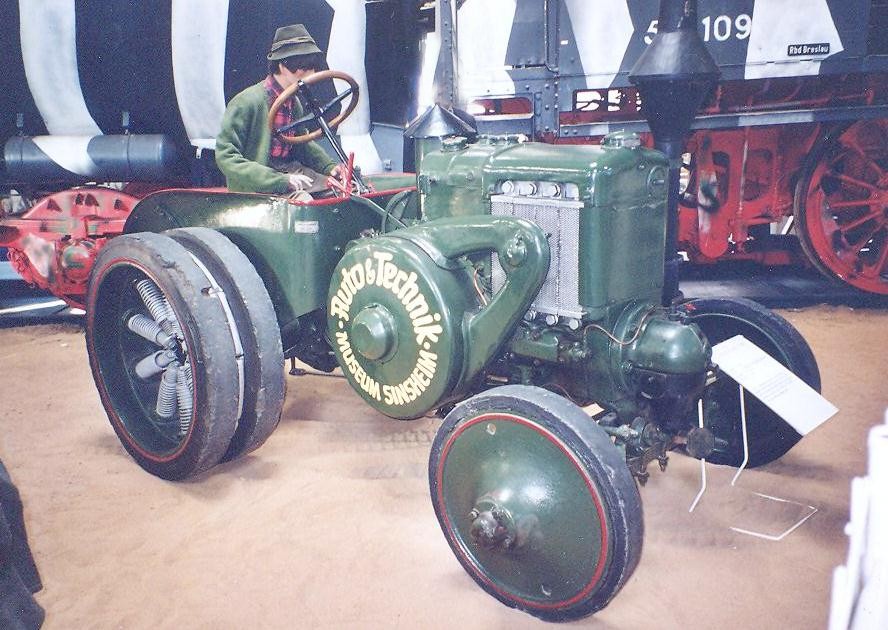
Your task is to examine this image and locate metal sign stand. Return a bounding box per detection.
[689,398,707,513]
[688,384,818,540]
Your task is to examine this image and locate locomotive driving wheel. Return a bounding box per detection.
[429,385,642,621]
[794,119,888,295]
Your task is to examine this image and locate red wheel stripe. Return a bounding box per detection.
[801,121,888,294]
[89,257,197,463]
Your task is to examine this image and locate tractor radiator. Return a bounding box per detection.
[490,194,585,319]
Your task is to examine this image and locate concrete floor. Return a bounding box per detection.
[0,303,885,629]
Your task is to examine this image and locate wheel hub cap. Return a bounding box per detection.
[351,305,397,361]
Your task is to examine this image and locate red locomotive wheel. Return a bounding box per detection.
[794,120,888,295]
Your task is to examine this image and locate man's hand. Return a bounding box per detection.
[329,164,345,179]
[288,173,313,192]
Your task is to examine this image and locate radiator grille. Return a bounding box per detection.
[490,194,585,318]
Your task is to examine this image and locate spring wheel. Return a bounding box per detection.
[429,385,643,621]
[165,228,285,462]
[86,233,243,479]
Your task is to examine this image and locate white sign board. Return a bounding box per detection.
[712,335,838,435]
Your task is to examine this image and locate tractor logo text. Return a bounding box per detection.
[330,251,444,345]
[330,251,444,407]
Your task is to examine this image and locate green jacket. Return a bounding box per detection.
[215,80,337,193]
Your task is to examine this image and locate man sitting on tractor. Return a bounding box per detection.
[215,24,344,195]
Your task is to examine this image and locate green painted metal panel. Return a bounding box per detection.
[438,414,609,604]
[124,189,397,329]
[327,214,550,417]
[419,135,668,317]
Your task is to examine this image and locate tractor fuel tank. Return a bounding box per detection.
[419,133,669,318]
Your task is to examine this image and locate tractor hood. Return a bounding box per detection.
[418,133,668,221]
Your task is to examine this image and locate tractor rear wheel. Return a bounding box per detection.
[166,228,285,462]
[86,232,242,480]
[794,119,888,295]
[679,297,821,467]
[429,385,642,621]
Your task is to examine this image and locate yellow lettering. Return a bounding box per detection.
[382,260,398,289]
[417,349,438,378]
[372,251,393,286]
[415,324,443,345]
[391,270,408,295]
[349,263,365,291]
[405,296,428,319]
[340,266,356,294]
[398,272,419,302]
[333,253,451,409]
[412,313,434,327]
[405,379,418,401]
[364,258,376,285]
[330,295,350,321]
[392,383,407,405]
[410,368,429,390]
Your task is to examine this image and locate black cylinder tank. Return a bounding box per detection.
[4,134,181,185]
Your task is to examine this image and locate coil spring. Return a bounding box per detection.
[127,314,167,347]
[135,279,182,337]
[176,361,194,436]
[133,349,177,380]
[155,364,179,419]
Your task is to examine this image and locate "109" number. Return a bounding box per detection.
[644,14,752,45]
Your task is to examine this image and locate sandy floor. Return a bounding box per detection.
[0,304,885,629]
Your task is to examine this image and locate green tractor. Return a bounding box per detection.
[84,74,819,621]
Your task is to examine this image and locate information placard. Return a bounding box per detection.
[712,335,838,435]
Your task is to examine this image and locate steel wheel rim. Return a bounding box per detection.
[92,262,195,459]
[435,412,610,610]
[803,120,888,294]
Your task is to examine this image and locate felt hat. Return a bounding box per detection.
[267,24,322,61]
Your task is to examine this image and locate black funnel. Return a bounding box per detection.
[404,104,477,139]
[403,104,477,172]
[630,0,719,304]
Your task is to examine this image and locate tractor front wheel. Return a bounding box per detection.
[429,385,642,621]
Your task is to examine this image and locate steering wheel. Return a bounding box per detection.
[267,70,359,145]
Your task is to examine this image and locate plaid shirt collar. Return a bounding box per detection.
[266,75,293,159]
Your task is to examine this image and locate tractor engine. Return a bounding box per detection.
[328,131,712,475]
